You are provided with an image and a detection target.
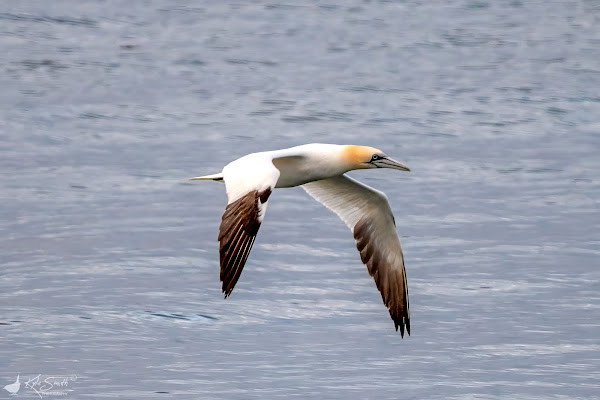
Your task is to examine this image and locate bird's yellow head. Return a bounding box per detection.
[342,145,411,171]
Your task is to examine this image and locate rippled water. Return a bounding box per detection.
[1,1,599,399]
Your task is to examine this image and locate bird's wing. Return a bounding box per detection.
[218,155,280,297]
[302,175,410,336]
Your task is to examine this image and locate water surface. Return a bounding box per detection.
[1,1,599,399]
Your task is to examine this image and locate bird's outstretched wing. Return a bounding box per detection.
[218,155,280,297]
[302,175,410,336]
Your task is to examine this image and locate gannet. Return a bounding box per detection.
[190,144,411,336]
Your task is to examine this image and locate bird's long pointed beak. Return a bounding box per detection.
[375,157,410,171]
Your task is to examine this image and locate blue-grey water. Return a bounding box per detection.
[1,1,599,399]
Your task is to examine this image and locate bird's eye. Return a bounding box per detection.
[371,154,380,161]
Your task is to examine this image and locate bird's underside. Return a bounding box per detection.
[216,174,410,337]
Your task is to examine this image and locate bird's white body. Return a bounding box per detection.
[190,143,412,336]
[222,144,355,199]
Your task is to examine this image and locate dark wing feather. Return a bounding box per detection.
[218,188,271,297]
[353,217,410,336]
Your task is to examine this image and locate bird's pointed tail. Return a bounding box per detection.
[189,173,224,181]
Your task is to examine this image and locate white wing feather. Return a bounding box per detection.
[302,175,392,228]
[217,154,280,296]
[222,153,280,210]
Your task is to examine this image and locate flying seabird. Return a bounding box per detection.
[190,144,411,336]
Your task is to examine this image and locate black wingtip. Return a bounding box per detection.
[394,318,410,337]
